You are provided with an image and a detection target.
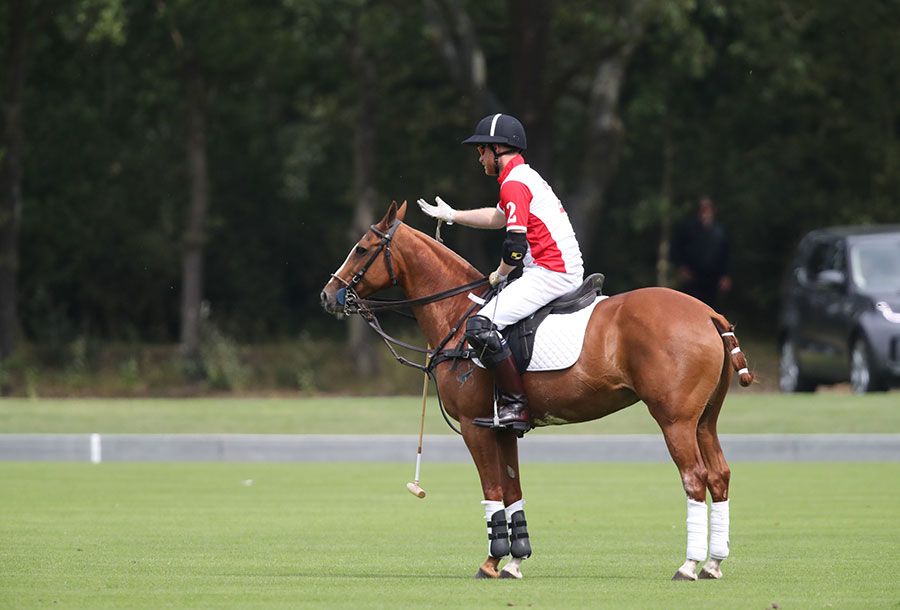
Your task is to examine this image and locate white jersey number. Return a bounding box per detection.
[506,202,518,224]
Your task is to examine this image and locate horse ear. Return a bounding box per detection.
[378,201,399,229]
[396,200,407,221]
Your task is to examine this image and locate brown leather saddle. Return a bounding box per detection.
[502,273,605,373]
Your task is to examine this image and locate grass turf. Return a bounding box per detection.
[1,392,899,434]
[1,462,898,609]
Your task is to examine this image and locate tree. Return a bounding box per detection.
[347,5,381,377]
[421,1,656,265]
[0,0,29,361]
[2,0,126,363]
[155,1,210,365]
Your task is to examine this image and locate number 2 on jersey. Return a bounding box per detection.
[505,202,517,223]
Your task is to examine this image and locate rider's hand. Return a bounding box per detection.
[489,269,508,288]
[417,196,455,225]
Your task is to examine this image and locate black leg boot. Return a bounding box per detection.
[473,354,532,436]
[509,510,532,558]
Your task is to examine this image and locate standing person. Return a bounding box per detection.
[417,113,584,435]
[669,196,732,308]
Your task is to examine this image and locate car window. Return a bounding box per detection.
[805,239,844,280]
[849,236,900,292]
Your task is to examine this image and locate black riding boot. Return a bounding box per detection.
[473,354,532,436]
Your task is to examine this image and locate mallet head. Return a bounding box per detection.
[406,481,426,499]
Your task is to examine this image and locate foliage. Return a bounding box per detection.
[7,0,899,351]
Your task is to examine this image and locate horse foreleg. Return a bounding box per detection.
[461,420,510,579]
[659,420,709,582]
[496,429,531,579]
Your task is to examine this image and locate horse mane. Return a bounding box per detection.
[398,221,485,284]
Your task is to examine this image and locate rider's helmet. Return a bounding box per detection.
[461,113,527,151]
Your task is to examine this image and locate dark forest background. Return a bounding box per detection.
[1,0,897,394]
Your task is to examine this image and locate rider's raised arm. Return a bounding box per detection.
[417,196,505,229]
[453,206,506,229]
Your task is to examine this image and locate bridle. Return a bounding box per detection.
[329,219,494,435]
[330,218,493,366]
[330,220,402,312]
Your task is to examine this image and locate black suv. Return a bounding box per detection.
[778,225,900,393]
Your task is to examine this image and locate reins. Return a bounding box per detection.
[351,278,490,312]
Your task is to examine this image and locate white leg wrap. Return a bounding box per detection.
[482,500,505,521]
[709,500,730,560]
[504,498,525,523]
[686,498,708,562]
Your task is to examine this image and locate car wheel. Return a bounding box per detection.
[850,337,886,394]
[779,338,816,393]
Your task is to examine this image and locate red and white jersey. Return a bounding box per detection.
[497,155,583,275]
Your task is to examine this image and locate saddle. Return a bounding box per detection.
[502,273,605,373]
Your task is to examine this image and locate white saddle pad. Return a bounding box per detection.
[475,295,608,372]
[528,295,607,370]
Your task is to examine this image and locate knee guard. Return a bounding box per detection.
[465,315,510,368]
[508,510,532,559]
[487,510,511,558]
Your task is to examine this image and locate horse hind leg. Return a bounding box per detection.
[696,368,732,580]
[657,418,710,581]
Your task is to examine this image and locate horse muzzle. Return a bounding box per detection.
[320,283,352,318]
[319,287,342,317]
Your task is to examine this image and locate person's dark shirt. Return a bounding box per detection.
[670,218,730,283]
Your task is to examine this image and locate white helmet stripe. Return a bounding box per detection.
[489,114,501,136]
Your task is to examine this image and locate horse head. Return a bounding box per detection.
[320,200,408,317]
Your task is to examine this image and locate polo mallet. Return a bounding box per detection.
[406,346,431,499]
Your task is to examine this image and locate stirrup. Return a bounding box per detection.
[472,417,532,436]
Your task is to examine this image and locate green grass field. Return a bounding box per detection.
[3,395,898,608]
[1,392,898,434]
[2,462,898,609]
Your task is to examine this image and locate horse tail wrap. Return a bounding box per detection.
[710,314,753,387]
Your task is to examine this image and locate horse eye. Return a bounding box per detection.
[354,246,367,256]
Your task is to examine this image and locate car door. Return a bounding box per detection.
[805,238,853,380]
[790,237,828,374]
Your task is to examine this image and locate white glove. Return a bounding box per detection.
[417,196,455,224]
[489,270,508,288]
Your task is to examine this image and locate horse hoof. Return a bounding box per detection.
[698,562,723,579]
[672,568,698,581]
[500,557,525,580]
[475,568,500,579]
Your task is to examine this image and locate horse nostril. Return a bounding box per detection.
[319,290,328,307]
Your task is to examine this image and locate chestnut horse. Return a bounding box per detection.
[320,201,753,581]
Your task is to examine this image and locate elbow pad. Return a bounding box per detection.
[502,231,528,267]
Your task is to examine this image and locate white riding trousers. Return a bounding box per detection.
[480,265,583,330]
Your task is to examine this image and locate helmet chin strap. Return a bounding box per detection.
[490,145,518,175]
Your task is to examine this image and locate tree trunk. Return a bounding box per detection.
[0,0,28,361]
[509,0,553,172]
[179,62,209,363]
[422,0,501,115]
[566,41,639,262]
[348,28,379,378]
[656,118,674,287]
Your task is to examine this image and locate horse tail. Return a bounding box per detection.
[710,313,754,387]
